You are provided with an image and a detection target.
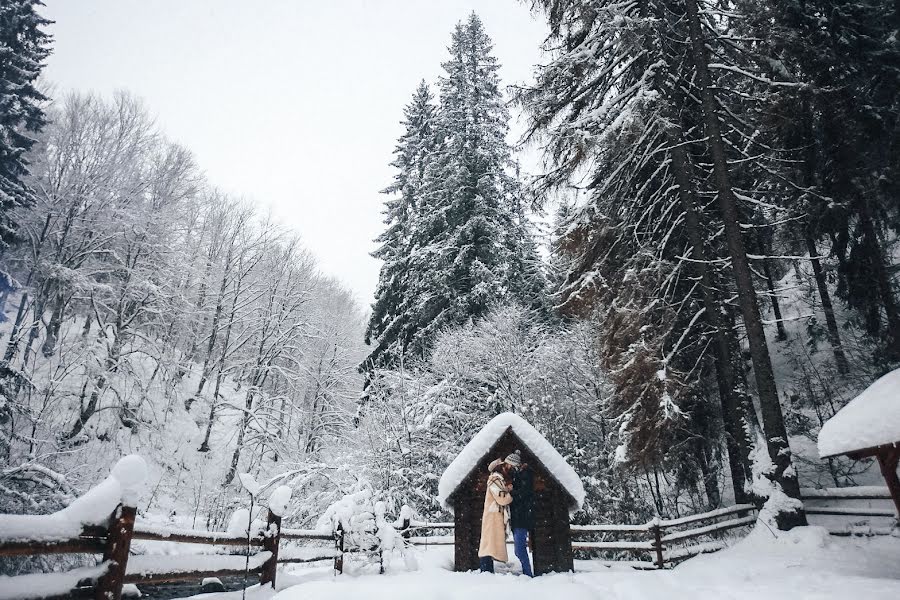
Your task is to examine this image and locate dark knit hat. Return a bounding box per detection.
[504,450,522,467]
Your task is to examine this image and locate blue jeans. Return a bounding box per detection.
[479,556,494,573]
[513,527,533,577]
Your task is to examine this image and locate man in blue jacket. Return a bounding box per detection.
[505,450,534,577]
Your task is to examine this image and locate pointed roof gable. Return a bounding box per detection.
[819,367,900,458]
[437,412,585,512]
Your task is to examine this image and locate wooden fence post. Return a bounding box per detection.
[260,509,281,588]
[650,520,665,570]
[95,504,136,600]
[333,524,344,575]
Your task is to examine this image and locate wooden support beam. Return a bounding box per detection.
[0,538,105,557]
[875,446,900,518]
[650,523,665,570]
[259,510,281,588]
[95,504,136,600]
[132,529,262,546]
[333,525,344,574]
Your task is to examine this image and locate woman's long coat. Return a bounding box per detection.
[478,471,512,561]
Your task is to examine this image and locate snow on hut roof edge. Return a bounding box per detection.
[437,412,586,512]
[818,367,900,458]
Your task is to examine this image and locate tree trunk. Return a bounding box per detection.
[797,102,849,374]
[684,0,805,529]
[187,245,235,410]
[198,268,242,452]
[3,292,30,363]
[668,135,753,503]
[857,200,900,355]
[754,235,787,341]
[805,237,849,374]
[696,438,721,509]
[223,388,256,486]
[41,294,67,358]
[65,373,107,442]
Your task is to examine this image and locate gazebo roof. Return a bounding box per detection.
[437,412,586,511]
[819,368,900,458]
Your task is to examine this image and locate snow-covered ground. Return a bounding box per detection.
[175,526,900,600]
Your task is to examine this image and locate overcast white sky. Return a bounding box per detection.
[41,1,548,305]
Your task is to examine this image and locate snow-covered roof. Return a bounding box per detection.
[818,368,900,458]
[437,412,585,512]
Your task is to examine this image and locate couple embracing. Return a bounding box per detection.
[477,449,534,577]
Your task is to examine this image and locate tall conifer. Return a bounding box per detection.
[365,14,546,370]
[0,0,51,257]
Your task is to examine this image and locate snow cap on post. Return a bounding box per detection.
[110,454,148,506]
[818,367,900,458]
[268,485,292,517]
[437,412,585,512]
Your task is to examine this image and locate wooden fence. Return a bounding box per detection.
[0,504,340,600]
[571,504,759,569]
[3,486,895,599]
[800,486,898,536]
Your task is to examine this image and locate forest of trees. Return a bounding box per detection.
[0,0,898,539]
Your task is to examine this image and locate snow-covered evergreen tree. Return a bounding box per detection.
[365,14,546,370]
[365,81,437,369]
[0,0,51,260]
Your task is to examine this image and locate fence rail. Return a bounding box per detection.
[3,485,896,599]
[570,503,758,569]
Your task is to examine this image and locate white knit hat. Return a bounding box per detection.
[504,450,522,467]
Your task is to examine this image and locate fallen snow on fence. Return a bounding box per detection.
[801,486,892,499]
[0,455,147,542]
[0,563,110,600]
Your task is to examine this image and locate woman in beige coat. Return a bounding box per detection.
[478,458,513,573]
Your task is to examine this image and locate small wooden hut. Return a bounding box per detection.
[437,412,585,575]
[818,369,900,518]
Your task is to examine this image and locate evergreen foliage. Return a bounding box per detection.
[0,0,51,257]
[364,13,546,371]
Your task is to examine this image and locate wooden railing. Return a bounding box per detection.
[0,505,340,600]
[398,520,455,546]
[800,486,897,536]
[571,504,758,569]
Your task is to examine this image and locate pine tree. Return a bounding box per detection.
[364,13,546,370]
[742,0,900,359]
[520,0,813,526]
[0,0,51,258]
[364,81,437,369]
[415,13,541,336]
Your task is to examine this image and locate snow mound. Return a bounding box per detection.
[227,508,252,536]
[437,412,585,512]
[818,368,900,457]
